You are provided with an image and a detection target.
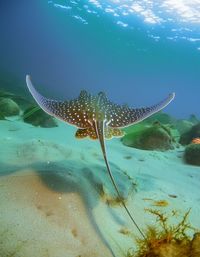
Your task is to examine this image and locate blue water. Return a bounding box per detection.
[1,2,200,257]
[0,0,200,117]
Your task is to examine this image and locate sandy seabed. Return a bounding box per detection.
[0,120,200,257]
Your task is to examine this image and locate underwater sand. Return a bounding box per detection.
[0,120,200,257]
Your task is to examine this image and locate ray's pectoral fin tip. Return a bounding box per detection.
[26,74,31,87]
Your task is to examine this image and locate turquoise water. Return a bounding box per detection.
[0,1,200,117]
[0,2,200,257]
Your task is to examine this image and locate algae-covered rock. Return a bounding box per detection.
[175,119,194,135]
[0,89,33,111]
[23,105,58,128]
[0,97,20,116]
[122,122,175,151]
[179,123,200,145]
[189,114,199,125]
[184,143,200,166]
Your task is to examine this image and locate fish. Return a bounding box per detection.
[26,75,175,239]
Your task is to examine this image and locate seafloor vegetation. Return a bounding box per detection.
[126,209,200,257]
[0,75,200,257]
[1,73,200,160]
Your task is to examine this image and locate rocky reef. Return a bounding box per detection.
[179,123,200,145]
[121,113,200,170]
[0,86,57,127]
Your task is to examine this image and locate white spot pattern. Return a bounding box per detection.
[26,75,175,132]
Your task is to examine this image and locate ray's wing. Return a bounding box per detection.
[107,93,175,128]
[26,75,90,128]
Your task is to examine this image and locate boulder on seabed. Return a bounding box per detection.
[188,114,199,125]
[0,97,20,117]
[122,121,176,151]
[23,105,58,128]
[184,143,200,166]
[179,122,200,145]
[175,119,194,135]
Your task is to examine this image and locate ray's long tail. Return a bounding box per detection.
[94,121,146,240]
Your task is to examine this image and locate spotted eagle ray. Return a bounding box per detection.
[26,75,175,239]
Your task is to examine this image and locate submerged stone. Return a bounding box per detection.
[23,105,58,128]
[184,143,200,166]
[0,97,20,117]
[175,119,194,135]
[122,122,175,151]
[179,122,200,145]
[188,114,199,125]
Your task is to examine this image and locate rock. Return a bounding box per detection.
[189,114,199,125]
[175,119,194,135]
[184,143,200,166]
[122,122,175,151]
[179,122,200,145]
[0,89,32,111]
[23,105,58,128]
[0,97,20,116]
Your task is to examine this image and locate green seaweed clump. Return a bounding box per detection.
[127,208,199,257]
[98,183,125,206]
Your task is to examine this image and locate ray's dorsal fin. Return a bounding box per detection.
[79,90,90,101]
[93,120,146,239]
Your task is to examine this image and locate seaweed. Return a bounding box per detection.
[99,183,125,206]
[22,105,41,120]
[126,208,197,257]
[142,199,169,207]
[22,105,57,127]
